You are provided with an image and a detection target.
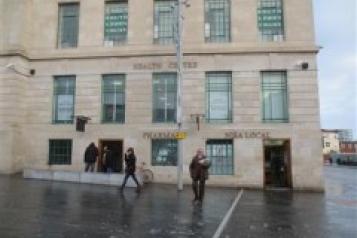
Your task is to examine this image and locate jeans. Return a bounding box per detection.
[192,179,206,201]
[121,173,140,189]
[85,163,95,172]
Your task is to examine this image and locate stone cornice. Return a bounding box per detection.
[0,45,320,61]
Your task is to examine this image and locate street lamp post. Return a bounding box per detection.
[175,0,185,191]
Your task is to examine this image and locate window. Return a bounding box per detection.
[104,1,128,46]
[205,0,230,42]
[49,139,72,165]
[206,72,232,123]
[257,0,284,41]
[206,140,234,175]
[152,139,178,166]
[153,73,177,123]
[102,74,125,123]
[58,3,79,48]
[261,71,288,122]
[325,142,330,148]
[154,0,176,44]
[53,76,75,124]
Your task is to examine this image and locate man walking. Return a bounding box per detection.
[120,147,141,193]
[189,148,211,203]
[84,142,98,172]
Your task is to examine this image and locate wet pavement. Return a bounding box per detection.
[222,166,357,238]
[0,166,356,238]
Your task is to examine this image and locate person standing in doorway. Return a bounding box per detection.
[84,142,99,172]
[103,146,114,173]
[120,147,141,193]
[190,148,211,204]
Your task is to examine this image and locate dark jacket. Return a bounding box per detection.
[84,144,98,163]
[124,153,136,174]
[104,150,114,169]
[189,156,210,181]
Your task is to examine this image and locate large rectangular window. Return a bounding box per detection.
[206,72,232,123]
[102,74,125,123]
[206,140,234,175]
[49,139,72,165]
[53,76,75,124]
[257,0,284,41]
[104,1,128,46]
[153,73,177,123]
[58,3,79,48]
[154,0,176,45]
[261,71,288,122]
[205,0,230,42]
[152,139,178,166]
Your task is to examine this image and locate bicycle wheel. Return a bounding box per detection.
[142,169,154,183]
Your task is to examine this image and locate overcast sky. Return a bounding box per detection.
[314,0,357,139]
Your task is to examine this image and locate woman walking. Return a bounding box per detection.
[120,147,141,193]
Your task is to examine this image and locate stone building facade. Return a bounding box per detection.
[0,0,323,190]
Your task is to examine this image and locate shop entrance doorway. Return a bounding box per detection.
[98,140,123,173]
[264,139,292,188]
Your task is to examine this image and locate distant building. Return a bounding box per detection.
[337,129,353,142]
[340,141,357,154]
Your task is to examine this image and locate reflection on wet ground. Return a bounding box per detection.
[222,166,357,238]
[0,166,356,238]
[0,175,236,238]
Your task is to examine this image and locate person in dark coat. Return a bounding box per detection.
[103,146,114,173]
[84,142,98,172]
[120,147,141,193]
[189,148,211,203]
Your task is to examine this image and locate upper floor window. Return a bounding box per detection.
[154,0,176,45]
[53,76,76,124]
[104,1,128,46]
[204,0,230,42]
[206,72,232,123]
[261,71,288,123]
[153,73,177,123]
[102,74,126,123]
[58,3,79,48]
[257,0,284,41]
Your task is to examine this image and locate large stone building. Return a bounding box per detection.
[0,0,323,190]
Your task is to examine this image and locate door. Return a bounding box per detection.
[98,140,123,173]
[264,140,292,188]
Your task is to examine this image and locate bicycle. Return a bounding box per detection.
[138,162,154,184]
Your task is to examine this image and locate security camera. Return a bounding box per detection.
[296,61,309,70]
[301,62,309,70]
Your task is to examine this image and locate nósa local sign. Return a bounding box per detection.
[143,131,187,140]
[225,130,271,139]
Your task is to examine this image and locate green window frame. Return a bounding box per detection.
[153,73,177,123]
[204,0,231,42]
[154,0,176,45]
[58,3,79,48]
[53,76,75,124]
[152,139,178,166]
[206,72,232,123]
[261,71,289,122]
[102,74,126,123]
[104,1,128,46]
[257,0,284,41]
[206,139,234,175]
[49,139,72,165]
